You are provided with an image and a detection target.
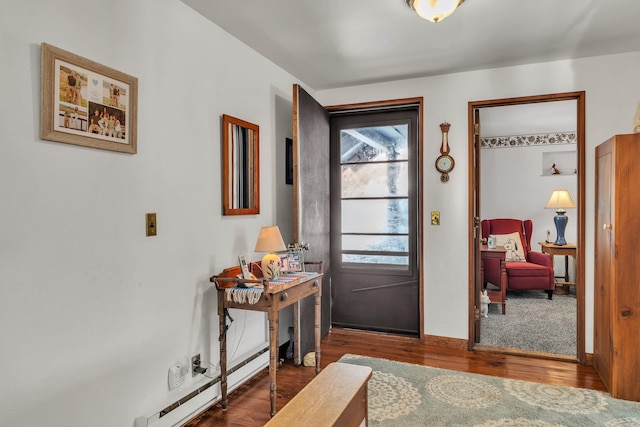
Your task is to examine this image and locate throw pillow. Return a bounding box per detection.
[494,232,526,262]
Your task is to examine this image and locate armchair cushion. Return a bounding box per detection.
[494,232,526,262]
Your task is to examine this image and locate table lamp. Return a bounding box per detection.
[544,189,576,246]
[254,225,287,279]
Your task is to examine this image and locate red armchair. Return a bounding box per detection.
[481,218,555,299]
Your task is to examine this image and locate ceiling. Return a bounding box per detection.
[182,0,640,90]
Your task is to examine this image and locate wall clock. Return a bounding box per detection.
[435,122,454,182]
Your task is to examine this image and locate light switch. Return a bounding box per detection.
[146,213,157,236]
[431,211,440,225]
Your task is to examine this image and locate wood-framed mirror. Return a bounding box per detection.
[222,114,260,215]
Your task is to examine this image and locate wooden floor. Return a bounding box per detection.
[185,328,605,427]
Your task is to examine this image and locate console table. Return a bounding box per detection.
[210,267,322,416]
[538,242,577,294]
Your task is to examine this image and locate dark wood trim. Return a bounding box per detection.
[424,334,468,350]
[325,96,424,112]
[467,91,586,364]
[292,85,300,242]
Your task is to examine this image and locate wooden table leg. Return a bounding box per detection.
[268,308,279,417]
[218,290,228,410]
[293,301,300,366]
[314,279,322,374]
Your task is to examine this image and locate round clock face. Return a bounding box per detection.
[436,155,454,173]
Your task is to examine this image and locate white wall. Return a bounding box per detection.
[0,1,302,426]
[316,51,640,347]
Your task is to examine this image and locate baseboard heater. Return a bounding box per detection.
[135,346,269,427]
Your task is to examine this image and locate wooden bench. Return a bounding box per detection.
[265,362,372,427]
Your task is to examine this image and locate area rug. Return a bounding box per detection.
[338,354,640,426]
[480,291,576,356]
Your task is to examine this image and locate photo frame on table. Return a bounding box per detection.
[286,250,303,272]
[40,43,138,154]
[277,253,289,273]
[278,249,303,273]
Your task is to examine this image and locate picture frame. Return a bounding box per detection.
[285,138,293,185]
[277,252,289,273]
[286,250,303,272]
[40,43,138,154]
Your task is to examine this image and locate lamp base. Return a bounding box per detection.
[553,211,569,246]
[261,252,281,279]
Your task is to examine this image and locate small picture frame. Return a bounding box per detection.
[238,255,251,279]
[277,252,289,272]
[285,250,303,272]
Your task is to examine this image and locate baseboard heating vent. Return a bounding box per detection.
[159,381,215,418]
[135,346,269,427]
[159,345,267,419]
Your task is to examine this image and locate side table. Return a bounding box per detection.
[480,244,507,314]
[538,242,577,294]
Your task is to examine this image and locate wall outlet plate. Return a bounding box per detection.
[168,364,185,390]
[146,213,157,236]
[431,211,440,225]
[192,354,201,377]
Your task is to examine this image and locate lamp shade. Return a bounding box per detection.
[406,0,462,23]
[255,226,287,279]
[254,225,286,253]
[544,190,576,211]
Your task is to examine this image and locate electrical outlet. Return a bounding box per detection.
[168,364,185,390]
[192,354,201,377]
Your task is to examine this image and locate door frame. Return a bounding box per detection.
[467,91,586,364]
[327,97,425,341]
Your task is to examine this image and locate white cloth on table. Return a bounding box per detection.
[226,287,263,305]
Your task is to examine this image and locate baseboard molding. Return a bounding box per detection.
[423,334,467,350]
[584,352,594,366]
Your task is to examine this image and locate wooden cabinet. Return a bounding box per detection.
[594,133,640,401]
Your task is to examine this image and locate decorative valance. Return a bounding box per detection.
[482,132,577,149]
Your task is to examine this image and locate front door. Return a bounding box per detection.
[329,107,421,336]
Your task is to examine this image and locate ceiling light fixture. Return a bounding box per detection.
[406,0,465,23]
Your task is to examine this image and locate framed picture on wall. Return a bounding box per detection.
[40,43,138,154]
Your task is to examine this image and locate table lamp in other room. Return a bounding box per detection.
[544,189,576,246]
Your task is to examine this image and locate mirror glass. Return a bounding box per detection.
[222,114,260,215]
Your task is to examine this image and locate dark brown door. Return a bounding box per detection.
[329,107,420,336]
[292,85,331,356]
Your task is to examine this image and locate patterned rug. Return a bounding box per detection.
[338,354,640,426]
